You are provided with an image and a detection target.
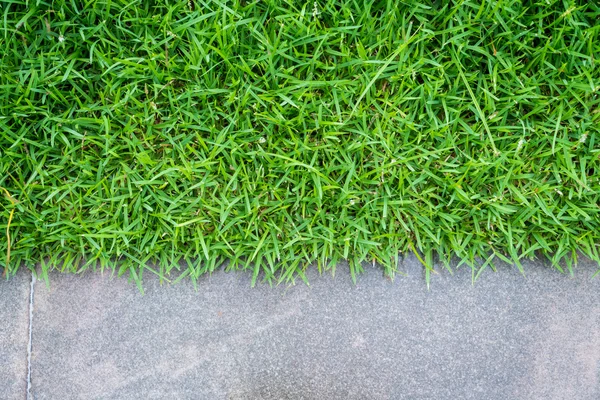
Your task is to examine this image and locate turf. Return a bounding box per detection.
[1,0,600,287]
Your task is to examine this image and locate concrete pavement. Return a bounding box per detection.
[0,272,30,400]
[1,256,599,399]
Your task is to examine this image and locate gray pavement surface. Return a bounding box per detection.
[1,257,599,399]
[0,272,31,400]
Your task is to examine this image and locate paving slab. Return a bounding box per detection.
[0,271,31,400]
[30,257,600,400]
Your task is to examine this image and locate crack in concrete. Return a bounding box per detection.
[26,271,35,400]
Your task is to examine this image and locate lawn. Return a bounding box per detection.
[1,0,599,287]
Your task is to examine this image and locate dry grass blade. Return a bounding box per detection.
[1,187,18,277]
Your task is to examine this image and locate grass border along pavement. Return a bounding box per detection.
[1,0,600,289]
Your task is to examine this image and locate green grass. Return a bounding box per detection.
[1,0,600,288]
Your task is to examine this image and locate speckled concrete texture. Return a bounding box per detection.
[29,257,600,399]
[0,272,31,400]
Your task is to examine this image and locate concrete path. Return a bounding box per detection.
[1,256,600,399]
[0,272,30,399]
